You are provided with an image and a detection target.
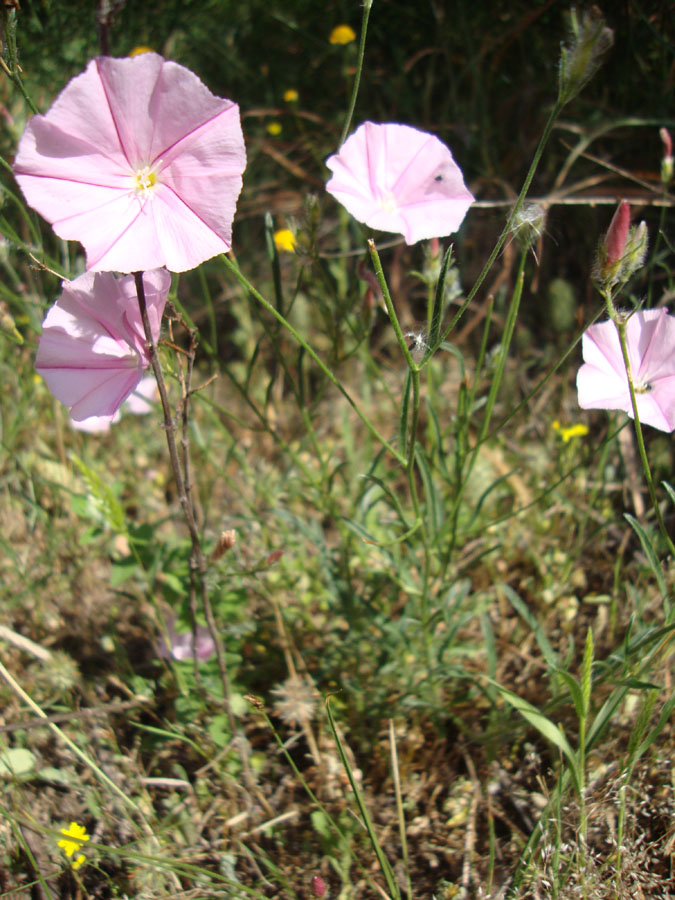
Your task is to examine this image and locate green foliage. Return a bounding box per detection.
[1,1,674,897]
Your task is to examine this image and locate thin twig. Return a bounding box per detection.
[133,271,258,800]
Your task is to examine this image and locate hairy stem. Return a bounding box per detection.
[133,272,255,793]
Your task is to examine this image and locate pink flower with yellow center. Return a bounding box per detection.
[14,53,246,273]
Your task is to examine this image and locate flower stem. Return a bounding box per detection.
[367,241,423,514]
[133,272,255,793]
[338,0,373,147]
[222,253,405,465]
[440,99,563,346]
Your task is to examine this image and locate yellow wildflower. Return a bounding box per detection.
[329,24,356,45]
[274,229,296,253]
[552,420,589,443]
[129,46,154,57]
[266,121,283,136]
[58,821,90,869]
[283,89,299,103]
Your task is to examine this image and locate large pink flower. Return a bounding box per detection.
[325,122,474,245]
[577,309,675,432]
[14,53,246,273]
[36,269,169,421]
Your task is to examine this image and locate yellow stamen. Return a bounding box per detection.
[133,166,157,197]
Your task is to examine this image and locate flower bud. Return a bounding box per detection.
[311,875,327,898]
[210,529,236,561]
[660,128,673,186]
[604,200,630,270]
[558,7,614,105]
[593,201,648,290]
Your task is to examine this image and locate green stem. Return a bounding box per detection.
[439,100,563,347]
[368,240,417,370]
[0,659,143,815]
[338,0,373,147]
[222,253,405,465]
[445,249,527,560]
[367,241,423,514]
[0,10,39,115]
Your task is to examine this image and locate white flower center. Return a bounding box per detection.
[132,165,158,199]
[379,190,398,215]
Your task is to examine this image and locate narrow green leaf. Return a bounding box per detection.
[635,691,675,760]
[491,681,581,795]
[498,583,559,671]
[399,369,412,454]
[661,480,675,508]
[624,513,667,600]
[326,699,400,900]
[415,447,443,539]
[428,245,453,351]
[555,669,585,723]
[581,626,594,718]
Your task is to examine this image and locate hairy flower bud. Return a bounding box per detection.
[311,875,327,898]
[593,201,648,290]
[558,6,614,105]
[604,200,630,270]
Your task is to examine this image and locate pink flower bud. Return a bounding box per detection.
[311,875,327,898]
[660,127,673,159]
[660,128,673,185]
[604,200,631,269]
[593,201,648,290]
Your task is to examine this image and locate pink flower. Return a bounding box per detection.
[70,411,121,433]
[325,122,474,245]
[158,617,216,662]
[69,375,158,432]
[36,269,169,422]
[13,53,246,273]
[122,374,159,415]
[577,309,675,432]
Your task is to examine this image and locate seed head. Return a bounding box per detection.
[558,6,614,106]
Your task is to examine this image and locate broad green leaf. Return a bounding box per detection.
[0,747,36,778]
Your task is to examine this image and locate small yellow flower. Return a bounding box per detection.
[266,121,283,136]
[552,420,589,443]
[329,24,356,45]
[283,89,299,103]
[274,229,296,253]
[58,822,90,868]
[129,45,154,57]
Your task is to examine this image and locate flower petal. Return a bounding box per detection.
[124,376,158,415]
